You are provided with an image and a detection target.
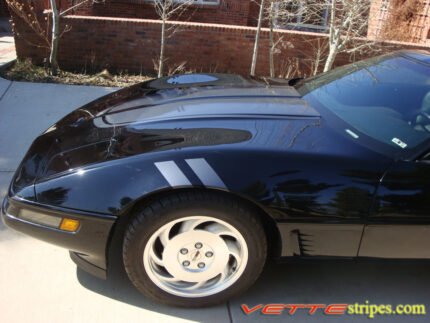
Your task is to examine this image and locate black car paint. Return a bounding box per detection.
[3,52,430,279]
[1,197,113,278]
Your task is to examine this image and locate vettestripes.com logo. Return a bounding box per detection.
[241,301,426,318]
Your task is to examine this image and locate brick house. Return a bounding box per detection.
[5,0,430,42]
[7,0,430,77]
[46,0,335,30]
[368,0,430,45]
[43,0,261,26]
[57,0,430,43]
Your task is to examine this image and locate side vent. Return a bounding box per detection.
[291,229,313,256]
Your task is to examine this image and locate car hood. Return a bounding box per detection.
[11,74,320,195]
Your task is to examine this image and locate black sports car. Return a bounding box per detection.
[2,50,430,307]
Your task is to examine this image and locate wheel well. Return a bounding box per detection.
[106,188,282,272]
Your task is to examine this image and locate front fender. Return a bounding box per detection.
[34,150,239,215]
[34,146,387,224]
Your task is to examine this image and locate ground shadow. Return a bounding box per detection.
[76,235,230,322]
[77,243,430,322]
[229,258,430,322]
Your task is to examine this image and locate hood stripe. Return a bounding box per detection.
[186,158,227,189]
[155,161,192,187]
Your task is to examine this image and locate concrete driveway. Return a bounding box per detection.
[0,78,429,323]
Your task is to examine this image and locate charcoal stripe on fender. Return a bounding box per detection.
[185,158,227,189]
[155,158,227,189]
[154,161,192,187]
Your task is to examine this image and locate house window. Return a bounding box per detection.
[144,0,219,5]
[191,0,219,4]
[274,0,330,33]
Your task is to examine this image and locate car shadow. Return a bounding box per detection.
[77,246,430,322]
[228,258,430,322]
[76,237,229,322]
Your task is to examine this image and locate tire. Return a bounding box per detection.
[122,191,267,307]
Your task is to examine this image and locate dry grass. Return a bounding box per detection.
[0,60,154,87]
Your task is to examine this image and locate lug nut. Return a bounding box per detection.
[182,260,190,267]
[195,242,203,249]
[205,251,213,257]
[198,262,205,269]
[180,248,188,255]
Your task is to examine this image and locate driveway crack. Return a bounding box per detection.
[0,80,13,103]
[227,300,234,323]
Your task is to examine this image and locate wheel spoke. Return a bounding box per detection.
[218,266,230,284]
[179,218,208,233]
[155,272,181,283]
[149,246,164,267]
[159,222,175,247]
[225,240,241,263]
[182,280,207,290]
[205,223,237,238]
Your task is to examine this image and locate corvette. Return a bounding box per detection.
[2,50,430,307]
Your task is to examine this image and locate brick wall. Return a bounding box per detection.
[62,0,95,15]
[13,15,430,77]
[247,0,260,27]
[40,0,93,14]
[13,15,340,76]
[61,0,255,26]
[11,10,49,63]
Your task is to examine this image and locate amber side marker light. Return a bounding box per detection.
[59,218,80,232]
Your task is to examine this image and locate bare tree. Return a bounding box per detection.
[6,0,50,49]
[49,0,60,75]
[266,0,309,77]
[323,0,371,72]
[267,0,279,77]
[7,0,103,75]
[49,0,105,75]
[266,0,372,75]
[306,36,328,76]
[250,0,265,76]
[153,0,195,77]
[254,0,302,77]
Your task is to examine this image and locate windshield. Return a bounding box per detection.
[298,54,430,158]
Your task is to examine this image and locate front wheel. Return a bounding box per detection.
[122,192,267,307]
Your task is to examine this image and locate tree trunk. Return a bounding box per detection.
[49,0,60,76]
[312,50,321,76]
[269,1,275,78]
[323,46,336,72]
[323,0,337,73]
[250,0,265,76]
[158,13,166,78]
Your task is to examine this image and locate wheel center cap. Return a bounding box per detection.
[163,230,229,283]
[190,250,202,261]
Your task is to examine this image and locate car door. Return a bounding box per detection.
[359,156,430,258]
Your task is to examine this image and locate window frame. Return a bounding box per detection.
[141,0,220,6]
